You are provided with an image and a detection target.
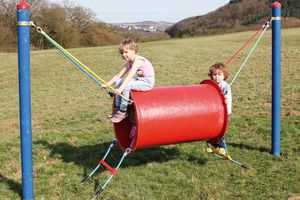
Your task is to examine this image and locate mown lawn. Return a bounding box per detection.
[0,27,299,200]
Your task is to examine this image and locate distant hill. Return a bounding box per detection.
[111,21,174,32]
[108,21,172,43]
[166,0,300,38]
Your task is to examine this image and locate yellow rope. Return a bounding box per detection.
[34,25,132,104]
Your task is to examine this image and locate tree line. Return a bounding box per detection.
[0,0,125,52]
[0,0,170,52]
[0,0,159,52]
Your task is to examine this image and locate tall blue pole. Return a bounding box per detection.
[271,2,281,157]
[17,1,34,199]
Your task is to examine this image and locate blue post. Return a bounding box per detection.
[271,2,281,157]
[17,1,34,199]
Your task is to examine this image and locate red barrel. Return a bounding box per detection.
[113,80,228,152]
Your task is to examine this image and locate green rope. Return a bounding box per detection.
[229,20,271,87]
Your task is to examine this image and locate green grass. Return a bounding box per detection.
[1,27,299,200]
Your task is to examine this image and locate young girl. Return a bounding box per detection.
[207,63,232,156]
[104,38,155,123]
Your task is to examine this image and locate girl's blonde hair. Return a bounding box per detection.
[208,63,229,80]
[119,38,138,54]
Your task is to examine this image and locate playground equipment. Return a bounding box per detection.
[17,1,282,199]
[271,1,282,157]
[115,80,228,151]
[82,80,250,199]
[17,2,34,199]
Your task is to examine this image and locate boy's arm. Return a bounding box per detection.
[225,85,232,103]
[224,85,232,113]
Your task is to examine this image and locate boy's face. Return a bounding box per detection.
[121,46,136,61]
[212,69,225,84]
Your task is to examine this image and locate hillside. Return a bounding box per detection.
[166,0,300,37]
[2,0,300,51]
[0,1,170,52]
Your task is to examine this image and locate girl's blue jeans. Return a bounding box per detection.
[115,76,155,111]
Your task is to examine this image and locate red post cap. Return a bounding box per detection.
[17,1,30,10]
[272,2,281,8]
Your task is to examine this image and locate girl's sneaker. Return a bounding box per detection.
[108,107,119,118]
[111,110,128,123]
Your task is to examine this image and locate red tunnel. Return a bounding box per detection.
[113,80,228,152]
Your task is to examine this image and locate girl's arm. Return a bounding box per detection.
[105,63,129,87]
[116,60,144,94]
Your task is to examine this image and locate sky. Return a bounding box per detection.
[48,0,229,23]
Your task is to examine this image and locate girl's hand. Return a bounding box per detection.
[115,88,122,96]
[101,83,108,88]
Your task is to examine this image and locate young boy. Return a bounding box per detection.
[207,63,232,156]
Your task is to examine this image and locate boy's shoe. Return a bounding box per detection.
[206,146,213,153]
[111,110,128,123]
[214,147,227,157]
[206,145,227,157]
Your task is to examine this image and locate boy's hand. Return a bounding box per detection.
[225,98,228,105]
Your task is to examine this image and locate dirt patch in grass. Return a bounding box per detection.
[283,110,300,117]
[289,193,300,200]
[0,117,19,135]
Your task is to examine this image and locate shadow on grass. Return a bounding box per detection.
[0,173,22,198]
[35,140,207,176]
[228,142,270,153]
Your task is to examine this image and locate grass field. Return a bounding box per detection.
[0,27,299,200]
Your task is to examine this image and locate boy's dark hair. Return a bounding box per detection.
[208,63,229,80]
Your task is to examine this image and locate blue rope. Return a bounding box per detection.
[44,34,114,97]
